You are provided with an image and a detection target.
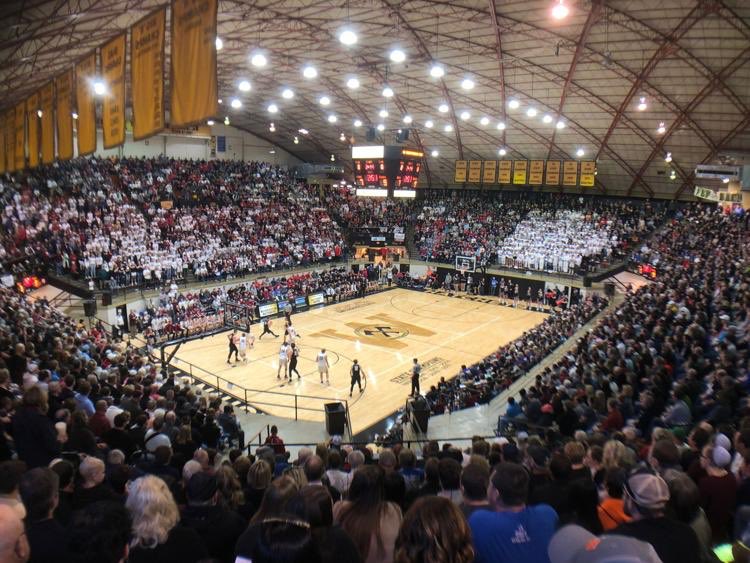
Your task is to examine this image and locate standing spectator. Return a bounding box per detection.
[73,457,118,510]
[325,450,350,496]
[264,425,286,455]
[698,445,737,544]
[395,496,474,563]
[126,475,208,563]
[398,449,424,493]
[597,468,631,531]
[334,465,402,563]
[11,387,59,468]
[0,504,30,563]
[89,400,112,438]
[0,461,26,520]
[67,501,131,563]
[460,462,491,519]
[469,462,558,563]
[18,468,68,563]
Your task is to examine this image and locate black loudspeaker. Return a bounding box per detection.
[412,407,430,433]
[83,300,97,317]
[396,129,410,143]
[583,276,592,288]
[102,291,112,306]
[365,127,376,142]
[324,402,347,436]
[604,282,616,298]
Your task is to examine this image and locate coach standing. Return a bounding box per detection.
[411,358,422,397]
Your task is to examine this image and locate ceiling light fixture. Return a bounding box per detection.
[215,37,223,51]
[298,128,309,134]
[499,148,507,156]
[340,132,346,141]
[346,77,360,89]
[36,109,43,118]
[425,120,434,128]
[664,152,672,162]
[444,124,453,132]
[319,96,331,106]
[542,114,553,124]
[328,114,337,123]
[576,148,585,157]
[657,121,666,134]
[438,103,449,113]
[230,98,242,109]
[293,136,299,144]
[331,154,335,161]
[353,119,362,127]
[480,116,490,126]
[556,120,566,129]
[637,96,647,111]
[224,116,230,125]
[267,103,278,113]
[250,52,267,67]
[431,149,439,157]
[377,123,385,131]
[389,49,406,63]
[303,65,317,79]
[379,109,389,118]
[72,112,78,119]
[93,80,106,96]
[461,78,475,90]
[508,98,520,109]
[403,115,412,124]
[238,80,251,92]
[282,88,294,99]
[551,0,570,19]
[429,64,445,78]
[496,121,506,130]
[207,119,214,126]
[382,86,394,98]
[526,107,538,117]
[722,177,730,184]
[338,29,358,46]
[269,123,276,132]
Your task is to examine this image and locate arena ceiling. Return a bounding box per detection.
[0,0,749,198]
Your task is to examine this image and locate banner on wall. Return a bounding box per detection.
[513,160,528,185]
[529,160,544,185]
[468,160,482,183]
[14,102,25,171]
[75,52,97,156]
[545,160,561,185]
[482,160,497,183]
[170,0,218,127]
[4,111,14,173]
[102,34,126,149]
[131,8,166,140]
[563,161,578,186]
[498,160,512,184]
[454,160,467,183]
[26,94,40,168]
[40,82,55,165]
[55,70,74,160]
[579,161,596,187]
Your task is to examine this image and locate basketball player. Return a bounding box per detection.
[411,358,421,396]
[285,322,299,343]
[317,348,330,384]
[238,332,248,363]
[260,317,279,339]
[288,343,301,380]
[349,359,363,397]
[277,341,289,380]
[226,330,239,364]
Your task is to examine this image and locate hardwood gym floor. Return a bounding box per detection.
[171,288,548,435]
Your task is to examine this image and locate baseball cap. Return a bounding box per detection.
[624,470,669,510]
[549,525,663,563]
[187,472,218,503]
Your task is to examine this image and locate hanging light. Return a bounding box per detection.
[460,111,471,121]
[230,98,242,109]
[330,154,336,161]
[93,80,106,96]
[338,29,358,46]
[346,77,360,89]
[542,114,553,124]
[269,123,276,132]
[664,152,672,162]
[480,116,490,126]
[298,128,309,134]
[438,103,449,113]
[238,80,251,92]
[508,98,520,110]
[429,64,445,78]
[339,132,346,141]
[319,96,331,106]
[267,103,278,113]
[215,37,223,51]
[551,0,569,19]
[282,88,294,99]
[637,96,647,111]
[498,148,507,156]
[353,119,363,127]
[379,109,389,118]
[250,52,267,67]
[328,114,338,123]
[556,120,566,129]
[431,149,439,157]
[382,86,394,98]
[576,148,585,157]
[72,112,78,119]
[377,123,385,131]
[424,120,434,128]
[461,78,475,90]
[293,136,299,144]
[526,107,538,117]
[657,121,666,134]
[444,124,453,132]
[496,122,506,130]
[224,116,230,125]
[36,109,43,118]
[670,170,677,180]
[403,115,413,124]
[722,177,730,184]
[303,65,318,79]
[390,49,406,63]
[207,119,215,126]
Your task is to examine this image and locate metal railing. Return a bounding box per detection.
[246,424,271,449]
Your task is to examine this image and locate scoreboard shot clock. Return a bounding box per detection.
[352,145,424,198]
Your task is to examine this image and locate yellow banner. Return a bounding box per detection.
[498,160,512,184]
[0,115,5,174]
[40,82,55,165]
[482,160,497,184]
[26,94,40,168]
[529,160,544,185]
[4,112,14,173]
[513,160,528,185]
[170,0,218,127]
[102,34,126,149]
[131,8,166,140]
[454,160,467,183]
[545,160,560,185]
[563,161,578,186]
[579,161,596,187]
[56,70,74,160]
[14,103,25,171]
[468,160,482,183]
[75,52,97,156]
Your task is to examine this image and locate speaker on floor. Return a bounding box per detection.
[83,300,97,317]
[583,276,592,288]
[324,402,347,436]
[365,127,376,142]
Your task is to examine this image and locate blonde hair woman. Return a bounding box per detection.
[126,475,208,563]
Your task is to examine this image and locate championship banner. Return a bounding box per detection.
[40,82,55,165]
[545,160,561,185]
[579,161,596,187]
[563,161,578,186]
[75,52,97,156]
[55,70,74,160]
[482,160,497,184]
[4,111,14,173]
[26,94,40,168]
[529,160,544,185]
[718,191,742,203]
[498,160,512,184]
[513,160,528,185]
[131,8,166,140]
[454,160,467,183]
[468,160,482,183]
[102,33,126,149]
[693,186,719,202]
[14,102,25,171]
[0,114,5,174]
[170,0,218,127]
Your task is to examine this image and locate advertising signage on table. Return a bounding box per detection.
[258,302,278,317]
[294,296,308,309]
[308,293,325,306]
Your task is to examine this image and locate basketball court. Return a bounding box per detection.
[169,288,548,435]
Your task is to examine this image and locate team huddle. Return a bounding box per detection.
[224,319,366,397]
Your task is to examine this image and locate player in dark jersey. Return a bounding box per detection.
[259,317,279,339]
[288,343,301,380]
[226,330,239,364]
[349,359,364,397]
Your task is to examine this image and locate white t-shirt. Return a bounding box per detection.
[279,345,289,362]
[317,352,328,370]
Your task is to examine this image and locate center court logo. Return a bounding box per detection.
[353,325,409,339]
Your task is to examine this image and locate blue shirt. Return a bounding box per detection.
[74,393,95,417]
[469,504,558,563]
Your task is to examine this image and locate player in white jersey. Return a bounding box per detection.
[317,348,330,384]
[238,333,248,362]
[277,342,289,380]
[285,323,298,343]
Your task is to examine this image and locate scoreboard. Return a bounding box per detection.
[352,145,423,197]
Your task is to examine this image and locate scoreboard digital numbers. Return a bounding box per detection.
[352,145,423,197]
[396,158,421,189]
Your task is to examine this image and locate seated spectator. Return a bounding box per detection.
[264,425,286,454]
[18,467,68,563]
[125,475,208,563]
[304,455,341,502]
[395,496,474,563]
[469,462,558,563]
[325,450,349,496]
[300,484,361,563]
[597,468,631,531]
